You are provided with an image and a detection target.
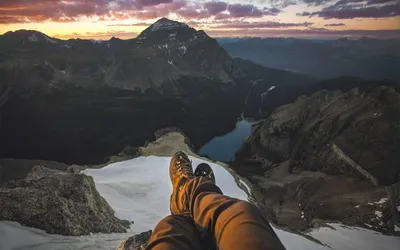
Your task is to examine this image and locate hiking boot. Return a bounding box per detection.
[169,151,195,215]
[195,163,216,184]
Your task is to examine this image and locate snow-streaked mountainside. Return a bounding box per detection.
[1,155,399,250]
[148,18,189,32]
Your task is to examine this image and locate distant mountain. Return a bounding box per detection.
[220,37,400,82]
[0,18,234,91]
[0,18,314,164]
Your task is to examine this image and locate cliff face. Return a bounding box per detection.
[234,85,400,232]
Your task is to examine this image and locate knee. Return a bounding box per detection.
[234,200,264,217]
[158,215,175,224]
[156,214,192,229]
[158,214,185,225]
[235,200,258,211]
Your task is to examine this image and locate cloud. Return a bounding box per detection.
[301,0,333,6]
[366,0,397,4]
[260,0,297,8]
[298,0,400,19]
[176,8,210,19]
[0,0,188,24]
[203,1,228,15]
[0,0,281,24]
[205,28,400,38]
[173,2,280,20]
[297,11,311,16]
[312,3,400,19]
[212,21,314,29]
[324,23,346,26]
[135,0,174,8]
[227,4,271,18]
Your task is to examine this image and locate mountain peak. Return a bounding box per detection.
[147,17,189,32]
[2,30,58,44]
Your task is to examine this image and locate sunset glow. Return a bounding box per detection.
[0,0,399,39]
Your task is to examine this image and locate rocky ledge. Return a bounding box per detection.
[0,165,130,236]
[234,85,400,234]
[117,230,152,250]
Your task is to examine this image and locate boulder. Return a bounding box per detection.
[0,166,129,236]
[66,164,85,174]
[117,230,152,250]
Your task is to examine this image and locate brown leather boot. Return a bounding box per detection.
[194,163,216,184]
[169,151,195,215]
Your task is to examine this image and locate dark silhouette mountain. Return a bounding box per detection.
[220,37,400,82]
[0,18,234,91]
[0,18,313,164]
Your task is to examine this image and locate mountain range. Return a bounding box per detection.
[220,37,400,82]
[0,18,314,164]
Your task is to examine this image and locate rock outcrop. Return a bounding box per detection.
[0,166,129,236]
[117,230,152,250]
[234,85,400,233]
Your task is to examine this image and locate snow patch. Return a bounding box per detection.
[150,19,188,32]
[397,205,400,212]
[395,225,400,232]
[374,211,383,218]
[168,60,174,65]
[91,40,104,44]
[83,156,248,231]
[268,86,276,91]
[178,45,187,54]
[29,32,57,44]
[62,44,72,49]
[238,179,251,194]
[368,198,388,206]
[43,34,57,44]
[355,205,360,208]
[309,224,400,250]
[28,33,39,42]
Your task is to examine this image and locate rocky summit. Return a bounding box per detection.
[0,166,130,236]
[234,85,400,233]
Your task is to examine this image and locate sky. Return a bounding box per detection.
[0,0,399,39]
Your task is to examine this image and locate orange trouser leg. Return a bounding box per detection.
[186,177,286,250]
[145,214,202,250]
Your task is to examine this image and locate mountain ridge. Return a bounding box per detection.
[0,18,236,91]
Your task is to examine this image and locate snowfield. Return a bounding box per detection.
[1,156,399,250]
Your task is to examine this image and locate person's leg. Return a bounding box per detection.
[186,177,285,250]
[168,151,285,250]
[145,214,202,250]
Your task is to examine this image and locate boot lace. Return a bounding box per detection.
[176,157,194,179]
